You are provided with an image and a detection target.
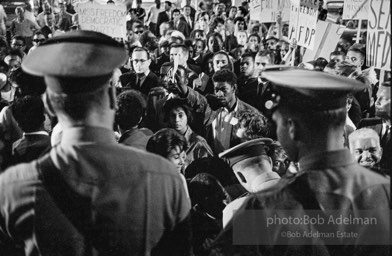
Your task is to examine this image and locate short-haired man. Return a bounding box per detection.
[237,52,269,114]
[170,43,201,75]
[56,2,73,31]
[330,50,346,64]
[358,81,391,173]
[176,69,260,153]
[10,7,39,50]
[181,5,194,31]
[157,1,172,36]
[212,51,232,73]
[116,89,153,150]
[36,1,55,28]
[120,47,161,96]
[211,69,390,254]
[170,8,190,38]
[348,128,385,175]
[10,95,50,165]
[0,31,192,255]
[10,36,26,59]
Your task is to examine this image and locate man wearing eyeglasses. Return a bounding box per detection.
[28,31,47,55]
[133,25,145,40]
[120,47,161,96]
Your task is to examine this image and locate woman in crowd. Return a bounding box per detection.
[164,98,213,169]
[146,128,190,197]
[246,33,263,53]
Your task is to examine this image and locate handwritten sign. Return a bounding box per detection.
[342,0,369,20]
[289,0,319,49]
[76,2,127,38]
[303,21,346,62]
[366,0,390,70]
[249,0,262,21]
[260,0,291,22]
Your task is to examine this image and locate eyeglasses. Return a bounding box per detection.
[132,59,148,64]
[11,43,24,47]
[33,39,45,43]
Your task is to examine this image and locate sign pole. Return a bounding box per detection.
[356,19,362,43]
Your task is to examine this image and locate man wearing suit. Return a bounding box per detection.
[184,0,196,20]
[170,9,190,38]
[157,1,172,36]
[10,95,50,165]
[120,47,161,97]
[177,69,260,154]
[181,5,194,32]
[358,81,391,173]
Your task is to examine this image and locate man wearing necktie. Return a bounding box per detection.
[182,5,193,30]
[120,47,161,96]
[358,81,391,173]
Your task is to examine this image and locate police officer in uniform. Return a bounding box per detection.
[0,31,192,256]
[211,69,390,255]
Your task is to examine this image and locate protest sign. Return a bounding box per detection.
[260,0,291,23]
[76,2,127,38]
[366,0,391,70]
[289,0,319,49]
[302,21,346,62]
[249,0,262,21]
[232,0,242,6]
[342,0,369,20]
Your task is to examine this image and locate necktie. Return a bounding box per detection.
[136,73,145,89]
[381,125,391,146]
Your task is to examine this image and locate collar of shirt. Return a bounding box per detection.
[23,131,49,136]
[382,123,391,137]
[222,98,238,113]
[60,126,117,146]
[183,125,192,142]
[298,149,356,172]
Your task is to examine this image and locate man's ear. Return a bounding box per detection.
[287,117,299,141]
[42,92,56,117]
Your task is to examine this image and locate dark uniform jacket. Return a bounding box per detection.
[211,150,390,256]
[11,133,50,165]
[0,127,192,256]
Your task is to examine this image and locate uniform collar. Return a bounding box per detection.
[299,149,356,172]
[61,126,117,146]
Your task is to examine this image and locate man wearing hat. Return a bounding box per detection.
[219,138,280,227]
[211,69,390,255]
[0,31,192,255]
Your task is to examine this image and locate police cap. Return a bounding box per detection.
[22,30,127,93]
[260,68,367,112]
[219,138,273,168]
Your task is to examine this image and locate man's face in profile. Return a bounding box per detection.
[350,137,382,168]
[330,54,345,64]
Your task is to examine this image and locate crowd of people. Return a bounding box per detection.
[0,0,390,255]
